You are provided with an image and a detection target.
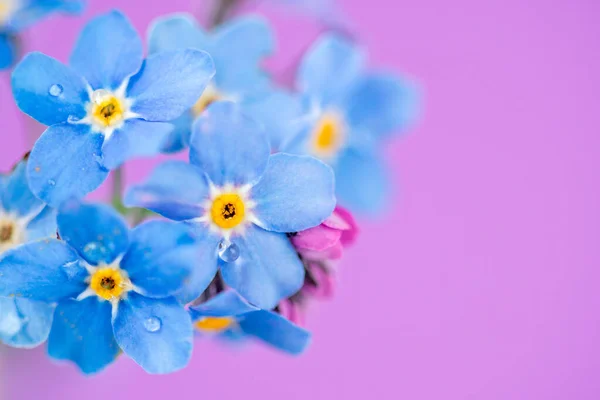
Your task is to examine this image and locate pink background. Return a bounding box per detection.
[1,0,600,399]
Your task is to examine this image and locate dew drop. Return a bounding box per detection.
[48,179,56,186]
[67,115,81,123]
[91,89,110,104]
[83,242,109,261]
[62,261,81,280]
[144,317,162,333]
[218,240,240,263]
[48,84,63,97]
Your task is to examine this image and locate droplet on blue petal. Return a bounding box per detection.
[48,180,56,186]
[218,240,240,263]
[48,84,63,97]
[91,89,110,104]
[83,242,109,261]
[62,261,81,280]
[144,317,162,333]
[67,115,81,123]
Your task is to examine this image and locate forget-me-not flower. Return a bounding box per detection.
[0,160,56,348]
[125,101,336,310]
[0,0,85,69]
[11,10,215,207]
[190,289,311,355]
[0,202,200,374]
[147,13,274,152]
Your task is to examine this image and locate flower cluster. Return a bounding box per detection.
[0,2,418,375]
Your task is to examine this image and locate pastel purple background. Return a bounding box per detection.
[1,0,599,399]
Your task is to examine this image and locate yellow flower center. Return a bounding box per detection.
[89,267,130,301]
[312,112,345,158]
[92,95,125,127]
[195,317,236,333]
[0,216,24,253]
[192,85,223,117]
[210,193,246,229]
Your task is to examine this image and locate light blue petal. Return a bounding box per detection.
[0,298,54,349]
[297,34,364,104]
[1,161,45,218]
[222,225,305,310]
[57,202,129,266]
[189,102,270,186]
[147,13,208,55]
[0,239,87,302]
[48,298,119,375]
[127,49,215,121]
[240,310,311,355]
[69,10,142,90]
[25,206,57,241]
[124,161,208,221]
[113,293,192,374]
[189,290,258,319]
[342,73,420,138]
[0,34,16,70]
[8,0,85,31]
[251,153,335,232]
[121,221,198,299]
[27,123,109,208]
[11,52,88,125]
[335,148,389,214]
[160,112,193,153]
[101,119,173,169]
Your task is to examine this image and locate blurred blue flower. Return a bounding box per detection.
[0,202,200,374]
[190,290,310,355]
[147,13,274,152]
[284,34,419,214]
[0,160,56,348]
[12,10,215,207]
[0,0,85,69]
[125,101,336,310]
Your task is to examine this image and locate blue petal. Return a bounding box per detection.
[113,293,192,374]
[0,298,54,349]
[124,161,209,221]
[297,34,364,104]
[189,290,257,319]
[1,161,45,218]
[48,298,119,374]
[69,10,143,90]
[11,52,88,126]
[240,310,311,355]
[27,123,109,208]
[57,202,129,266]
[127,49,215,121]
[160,112,193,153]
[342,73,420,138]
[147,13,208,55]
[222,225,305,310]
[0,34,16,70]
[25,206,57,241]
[120,220,198,298]
[335,148,389,214]
[189,102,270,186]
[8,0,85,31]
[0,239,87,302]
[251,153,335,232]
[101,119,174,169]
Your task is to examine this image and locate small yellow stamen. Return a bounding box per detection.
[0,223,14,243]
[192,86,222,117]
[195,317,236,333]
[92,96,124,127]
[312,113,345,157]
[89,267,129,301]
[0,216,24,253]
[210,193,246,229]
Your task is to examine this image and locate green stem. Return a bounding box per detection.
[111,167,127,215]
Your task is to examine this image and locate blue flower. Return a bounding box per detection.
[11,10,215,207]
[0,160,56,349]
[125,101,336,310]
[147,13,274,152]
[0,202,201,374]
[190,290,310,355]
[283,34,419,214]
[0,0,85,69]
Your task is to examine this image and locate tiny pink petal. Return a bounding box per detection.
[292,224,342,251]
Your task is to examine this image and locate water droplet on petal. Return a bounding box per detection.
[67,115,81,123]
[83,242,109,261]
[48,179,56,186]
[218,240,240,263]
[49,84,63,97]
[62,261,81,280]
[91,89,110,104]
[144,317,162,333]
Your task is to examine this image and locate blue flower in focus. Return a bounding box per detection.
[147,13,274,152]
[284,34,419,214]
[125,101,336,310]
[0,160,56,348]
[190,290,310,355]
[0,0,85,69]
[0,202,200,374]
[12,10,215,207]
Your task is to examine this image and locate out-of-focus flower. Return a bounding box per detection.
[125,101,336,310]
[190,289,310,355]
[147,13,274,152]
[11,10,215,207]
[0,160,56,348]
[0,0,85,69]
[283,34,419,214]
[0,202,200,374]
